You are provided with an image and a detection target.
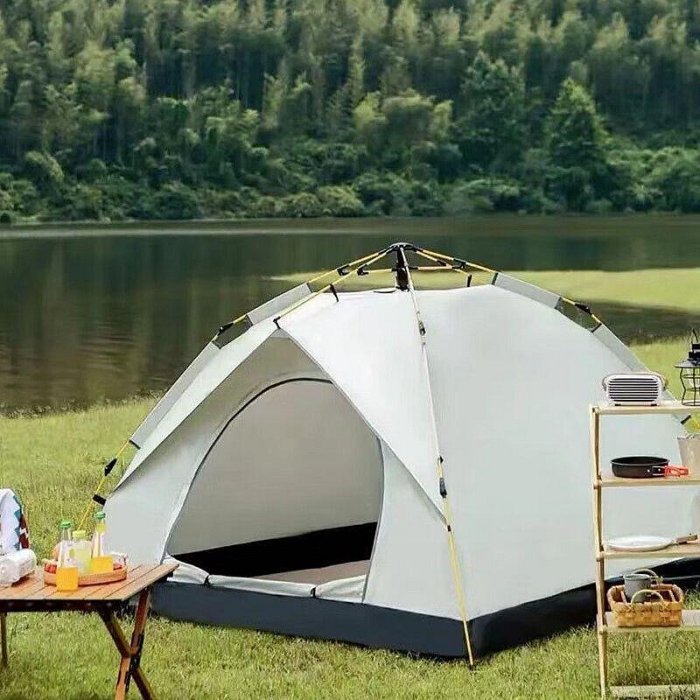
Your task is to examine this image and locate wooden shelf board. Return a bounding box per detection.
[597,475,700,488]
[600,543,700,560]
[611,684,700,698]
[604,610,700,634]
[594,402,699,416]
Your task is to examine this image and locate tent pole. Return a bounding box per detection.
[415,247,604,325]
[78,248,394,524]
[216,248,393,336]
[273,248,393,326]
[77,440,132,530]
[396,245,476,666]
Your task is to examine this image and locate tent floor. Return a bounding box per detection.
[153,559,700,659]
[256,560,368,584]
[153,579,467,657]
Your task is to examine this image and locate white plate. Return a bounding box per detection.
[605,535,672,552]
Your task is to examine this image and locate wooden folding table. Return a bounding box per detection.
[0,562,177,699]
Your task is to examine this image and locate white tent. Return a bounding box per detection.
[105,243,699,659]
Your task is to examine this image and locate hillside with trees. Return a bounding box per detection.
[2,0,700,220]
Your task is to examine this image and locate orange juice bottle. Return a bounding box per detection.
[90,511,112,574]
[56,520,79,591]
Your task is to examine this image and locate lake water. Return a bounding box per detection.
[2,215,699,413]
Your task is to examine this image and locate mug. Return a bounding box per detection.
[624,569,658,601]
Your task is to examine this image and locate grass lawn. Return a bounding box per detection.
[275,267,700,345]
[0,339,698,699]
[273,267,700,311]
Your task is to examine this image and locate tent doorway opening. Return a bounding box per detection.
[166,378,384,587]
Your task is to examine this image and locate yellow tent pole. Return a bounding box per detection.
[273,248,393,325]
[417,247,604,325]
[397,245,475,665]
[216,248,391,336]
[77,439,131,531]
[419,247,497,275]
[305,249,387,286]
[78,247,393,523]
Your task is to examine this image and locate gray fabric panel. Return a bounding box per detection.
[491,273,560,308]
[166,379,382,556]
[131,342,220,448]
[208,575,314,597]
[152,581,466,657]
[246,283,311,325]
[314,575,366,602]
[592,324,646,370]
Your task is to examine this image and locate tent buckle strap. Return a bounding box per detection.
[103,457,118,476]
[336,265,350,276]
[329,284,339,302]
[216,320,235,337]
[439,477,447,498]
[92,494,107,506]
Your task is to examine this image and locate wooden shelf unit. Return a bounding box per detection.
[591,402,700,698]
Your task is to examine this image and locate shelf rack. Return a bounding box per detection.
[592,401,700,698]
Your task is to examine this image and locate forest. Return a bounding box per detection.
[3,0,700,221]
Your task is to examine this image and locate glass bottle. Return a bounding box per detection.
[56,520,79,591]
[72,529,91,574]
[90,511,112,574]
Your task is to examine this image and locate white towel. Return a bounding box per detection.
[0,489,30,554]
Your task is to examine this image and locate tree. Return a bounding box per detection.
[545,78,610,209]
[3,0,700,221]
[24,151,65,194]
[455,51,527,173]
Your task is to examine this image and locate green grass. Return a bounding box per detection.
[275,266,700,311]
[0,340,697,698]
[517,268,700,313]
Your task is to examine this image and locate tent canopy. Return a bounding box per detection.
[105,243,696,659]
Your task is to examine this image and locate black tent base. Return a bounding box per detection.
[153,559,700,659]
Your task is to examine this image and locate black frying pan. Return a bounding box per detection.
[611,456,688,479]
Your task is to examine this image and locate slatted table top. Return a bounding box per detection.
[0,563,177,606]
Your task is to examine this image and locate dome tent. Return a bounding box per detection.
[104,242,698,661]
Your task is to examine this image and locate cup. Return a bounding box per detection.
[678,434,700,472]
[624,572,653,601]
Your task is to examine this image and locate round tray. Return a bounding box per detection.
[43,567,127,587]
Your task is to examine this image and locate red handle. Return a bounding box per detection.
[664,465,689,477]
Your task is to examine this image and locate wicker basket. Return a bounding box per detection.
[607,583,684,627]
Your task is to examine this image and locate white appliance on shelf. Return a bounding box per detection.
[602,372,667,406]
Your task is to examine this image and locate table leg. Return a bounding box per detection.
[1,612,7,668]
[100,589,154,700]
